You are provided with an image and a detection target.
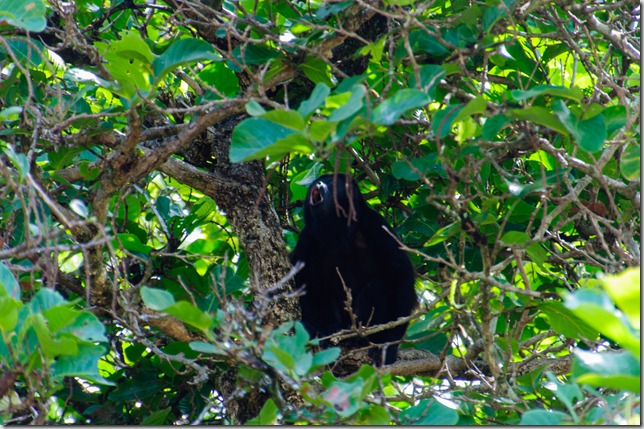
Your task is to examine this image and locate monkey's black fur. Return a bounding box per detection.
[291,174,417,366]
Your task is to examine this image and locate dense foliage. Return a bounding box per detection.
[0,0,640,425]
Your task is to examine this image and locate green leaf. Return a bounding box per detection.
[520,410,570,425]
[406,29,449,56]
[261,109,306,131]
[354,405,391,425]
[508,106,568,135]
[115,233,152,255]
[0,106,22,121]
[52,344,114,385]
[400,398,460,425]
[229,117,302,162]
[79,160,101,180]
[311,347,340,369]
[603,105,627,138]
[564,288,640,358]
[245,100,266,116]
[328,86,365,122]
[409,65,446,98]
[231,44,280,67]
[433,104,463,138]
[545,372,583,419]
[58,312,108,343]
[28,288,66,313]
[163,301,214,331]
[425,222,460,247]
[371,89,430,125]
[0,297,20,330]
[95,30,155,98]
[573,348,640,393]
[552,100,606,152]
[511,85,584,102]
[500,231,530,245]
[189,341,223,355]
[301,56,335,87]
[297,83,331,118]
[321,365,377,417]
[453,95,487,123]
[141,286,175,311]
[392,153,446,181]
[141,407,172,425]
[246,398,280,425]
[482,113,511,141]
[540,301,599,341]
[31,314,79,358]
[620,144,640,180]
[482,1,508,32]
[0,0,47,32]
[600,267,640,330]
[263,342,298,373]
[152,38,221,80]
[0,262,20,300]
[3,146,29,180]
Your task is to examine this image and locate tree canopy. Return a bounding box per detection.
[0,0,640,425]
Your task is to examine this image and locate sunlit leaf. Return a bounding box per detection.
[371,89,430,125]
[141,286,175,311]
[0,0,46,32]
[152,38,221,80]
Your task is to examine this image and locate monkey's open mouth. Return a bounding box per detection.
[309,182,327,206]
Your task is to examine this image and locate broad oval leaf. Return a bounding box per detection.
[433,104,464,138]
[371,89,430,125]
[620,143,640,180]
[152,38,221,80]
[0,262,20,300]
[0,0,47,32]
[141,286,175,311]
[298,83,331,118]
[520,410,570,425]
[511,85,584,102]
[229,117,300,162]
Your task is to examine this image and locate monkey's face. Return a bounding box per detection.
[303,174,362,249]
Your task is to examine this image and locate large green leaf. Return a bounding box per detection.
[163,301,214,331]
[298,83,331,118]
[600,267,640,330]
[0,297,20,331]
[230,117,311,162]
[371,89,430,125]
[573,349,640,393]
[520,410,570,425]
[400,398,460,425]
[540,301,599,341]
[246,399,280,425]
[95,30,155,98]
[328,86,365,122]
[0,262,20,300]
[553,100,606,152]
[153,38,221,81]
[409,65,446,98]
[620,144,640,180]
[508,106,568,135]
[301,56,335,87]
[433,104,464,138]
[261,110,306,131]
[511,85,584,102]
[0,0,46,32]
[564,288,640,358]
[141,286,175,311]
[52,344,113,385]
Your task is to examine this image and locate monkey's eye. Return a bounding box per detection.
[309,182,327,206]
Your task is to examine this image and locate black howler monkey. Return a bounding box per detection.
[291,174,417,365]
